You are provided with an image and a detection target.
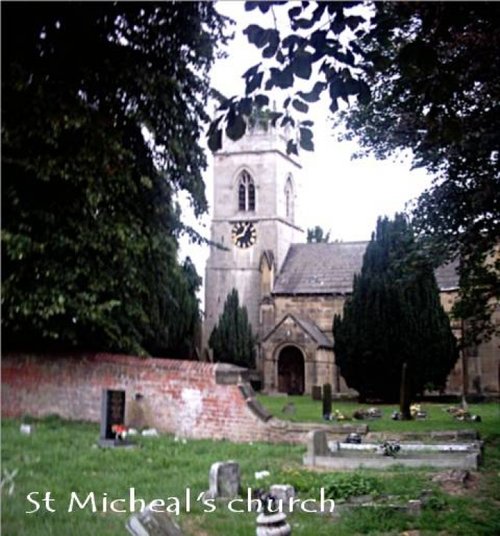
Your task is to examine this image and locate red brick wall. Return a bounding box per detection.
[1,353,367,444]
[1,353,272,442]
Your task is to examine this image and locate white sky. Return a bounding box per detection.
[179,2,433,305]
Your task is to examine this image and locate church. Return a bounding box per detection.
[203,125,499,397]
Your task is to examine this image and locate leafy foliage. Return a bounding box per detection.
[208,1,370,153]
[307,225,330,243]
[208,288,256,368]
[212,1,499,344]
[337,2,500,345]
[278,469,380,501]
[2,3,228,355]
[333,215,458,401]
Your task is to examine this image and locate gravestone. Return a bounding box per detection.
[282,402,296,416]
[204,461,241,499]
[269,484,295,513]
[311,385,322,401]
[306,430,329,463]
[126,503,183,536]
[311,430,330,456]
[99,389,128,447]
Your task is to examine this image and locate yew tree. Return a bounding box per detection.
[333,215,458,402]
[209,289,256,368]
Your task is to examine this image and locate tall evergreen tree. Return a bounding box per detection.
[209,289,256,368]
[333,214,458,402]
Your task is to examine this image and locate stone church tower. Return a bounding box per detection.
[204,124,303,352]
[203,126,499,397]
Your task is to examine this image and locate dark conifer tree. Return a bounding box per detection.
[333,214,458,402]
[209,289,256,368]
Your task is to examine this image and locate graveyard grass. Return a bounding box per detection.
[1,399,499,536]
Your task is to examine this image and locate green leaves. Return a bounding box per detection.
[209,1,373,154]
[338,2,500,342]
[398,41,438,75]
[297,82,326,103]
[2,2,222,355]
[244,64,264,94]
[243,25,280,59]
[292,98,308,113]
[292,53,313,79]
[226,111,247,141]
[299,127,314,151]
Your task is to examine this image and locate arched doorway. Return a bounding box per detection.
[277,346,305,395]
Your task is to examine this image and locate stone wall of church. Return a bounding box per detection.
[439,290,499,395]
[272,294,345,336]
[268,291,499,395]
[204,126,303,351]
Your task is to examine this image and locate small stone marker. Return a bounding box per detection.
[126,502,183,536]
[99,388,127,447]
[142,428,159,437]
[307,430,329,461]
[281,402,296,415]
[269,484,295,513]
[407,499,422,516]
[20,424,33,435]
[204,461,241,499]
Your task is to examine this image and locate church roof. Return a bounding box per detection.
[261,313,333,348]
[273,242,460,295]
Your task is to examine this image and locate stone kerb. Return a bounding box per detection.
[303,427,482,471]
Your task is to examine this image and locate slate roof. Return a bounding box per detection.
[295,316,334,348]
[273,242,459,295]
[262,313,333,348]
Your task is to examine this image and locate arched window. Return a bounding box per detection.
[238,170,255,211]
[285,176,294,222]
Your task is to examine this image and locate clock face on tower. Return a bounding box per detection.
[231,221,257,249]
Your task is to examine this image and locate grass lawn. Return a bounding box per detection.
[257,394,500,437]
[2,399,499,535]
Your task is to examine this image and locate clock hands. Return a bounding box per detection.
[234,222,250,241]
[232,222,256,248]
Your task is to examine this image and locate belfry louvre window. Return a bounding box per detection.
[238,171,255,211]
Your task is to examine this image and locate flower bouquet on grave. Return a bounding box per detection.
[111,424,128,441]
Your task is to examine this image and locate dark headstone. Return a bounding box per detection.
[99,389,129,447]
[311,385,322,401]
[126,503,183,536]
[322,383,332,418]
